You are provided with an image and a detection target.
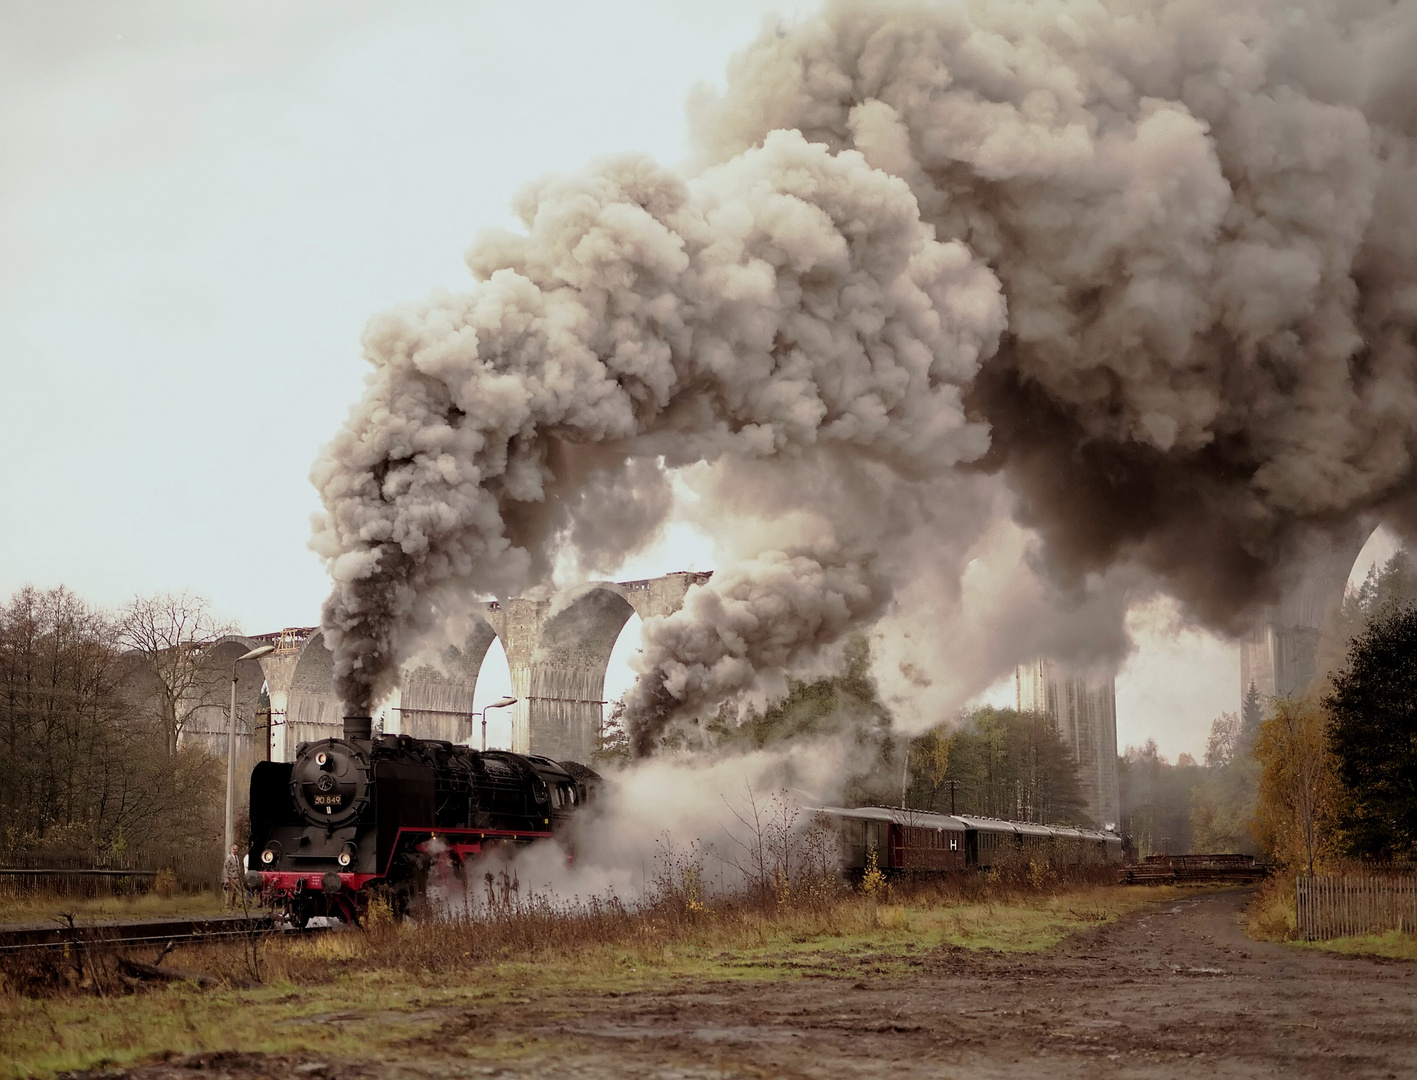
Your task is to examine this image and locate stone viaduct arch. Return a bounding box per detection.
[219,571,712,764]
[398,622,500,745]
[481,572,712,762]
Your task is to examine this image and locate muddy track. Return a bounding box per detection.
[60,889,1417,1080]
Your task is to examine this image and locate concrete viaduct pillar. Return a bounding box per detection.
[1239,522,1377,704]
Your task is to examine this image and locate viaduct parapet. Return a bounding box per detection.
[180,571,712,772]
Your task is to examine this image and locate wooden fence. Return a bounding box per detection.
[0,850,218,899]
[1295,875,1417,940]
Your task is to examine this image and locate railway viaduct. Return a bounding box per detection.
[181,521,1392,810]
[182,571,711,776]
[1012,520,1384,831]
[1238,521,1379,704]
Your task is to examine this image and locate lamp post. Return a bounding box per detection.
[474,696,518,751]
[226,644,276,858]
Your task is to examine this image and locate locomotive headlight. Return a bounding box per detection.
[261,848,276,864]
[315,751,330,769]
[338,851,352,867]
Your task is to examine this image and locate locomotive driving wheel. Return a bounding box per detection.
[285,895,314,930]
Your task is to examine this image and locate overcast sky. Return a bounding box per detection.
[0,2,1396,758]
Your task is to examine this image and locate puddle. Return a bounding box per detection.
[290,1008,451,1027]
[563,1022,801,1044]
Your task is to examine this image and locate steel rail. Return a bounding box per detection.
[0,913,330,955]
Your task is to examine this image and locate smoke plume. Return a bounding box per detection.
[313,0,1417,743]
[312,127,1003,714]
[691,0,1417,629]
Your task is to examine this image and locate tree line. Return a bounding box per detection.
[1256,548,1417,871]
[902,708,1089,825]
[1108,547,1417,866]
[0,586,234,861]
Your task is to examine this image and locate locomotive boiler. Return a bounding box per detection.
[246,714,600,925]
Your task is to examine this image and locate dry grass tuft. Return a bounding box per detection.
[1247,876,1297,942]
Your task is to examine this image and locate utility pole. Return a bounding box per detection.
[225,645,275,858]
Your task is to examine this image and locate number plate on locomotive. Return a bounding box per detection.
[313,795,342,806]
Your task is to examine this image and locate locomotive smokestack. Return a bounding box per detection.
[343,715,372,742]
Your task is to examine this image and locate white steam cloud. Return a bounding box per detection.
[312,126,1004,716]
[313,0,1417,748]
[446,740,856,908]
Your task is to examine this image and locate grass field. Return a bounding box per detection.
[1292,930,1417,961]
[0,890,225,926]
[0,882,1173,1079]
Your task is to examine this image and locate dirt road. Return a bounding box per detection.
[62,889,1417,1079]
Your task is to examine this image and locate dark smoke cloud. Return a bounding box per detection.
[691,0,1417,631]
[313,0,1417,743]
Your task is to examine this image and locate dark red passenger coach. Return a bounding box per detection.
[816,805,1122,875]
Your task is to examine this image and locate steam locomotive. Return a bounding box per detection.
[245,714,601,926]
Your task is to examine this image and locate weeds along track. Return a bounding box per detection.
[0,913,319,955]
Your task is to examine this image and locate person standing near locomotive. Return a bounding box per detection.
[223,844,243,909]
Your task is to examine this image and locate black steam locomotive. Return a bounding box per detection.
[246,715,600,925]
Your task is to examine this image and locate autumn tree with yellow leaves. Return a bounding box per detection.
[1253,696,1338,875]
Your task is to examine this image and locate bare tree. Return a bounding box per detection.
[0,585,222,856]
[118,592,235,754]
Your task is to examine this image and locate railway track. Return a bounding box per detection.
[0,913,324,954]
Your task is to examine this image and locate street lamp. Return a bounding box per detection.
[226,644,276,858]
[474,696,518,751]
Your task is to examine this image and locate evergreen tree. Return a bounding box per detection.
[1314,547,1417,698]
[1324,603,1417,860]
[906,708,1089,826]
[1241,682,1263,749]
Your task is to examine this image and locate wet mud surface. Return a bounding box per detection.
[61,890,1417,1079]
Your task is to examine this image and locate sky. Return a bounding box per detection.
[0,1,1398,760]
